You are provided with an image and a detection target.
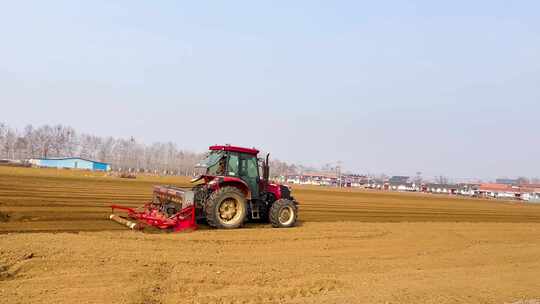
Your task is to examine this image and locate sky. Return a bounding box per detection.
[0,1,539,180]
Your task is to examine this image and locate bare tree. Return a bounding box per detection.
[3,128,17,160]
[23,125,39,158]
[435,175,449,185]
[0,122,6,159]
[97,137,115,163]
[0,122,303,176]
[414,171,423,185]
[78,134,102,160]
[14,136,27,159]
[35,125,55,158]
[517,177,530,185]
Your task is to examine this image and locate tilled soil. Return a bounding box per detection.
[2,167,540,303]
[0,211,9,222]
[1,222,540,304]
[2,167,540,234]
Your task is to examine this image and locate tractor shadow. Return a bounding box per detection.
[137,219,305,234]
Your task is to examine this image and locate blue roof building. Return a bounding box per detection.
[30,157,111,171]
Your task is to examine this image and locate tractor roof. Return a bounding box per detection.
[209,145,259,156]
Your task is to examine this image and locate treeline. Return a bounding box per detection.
[0,122,300,176]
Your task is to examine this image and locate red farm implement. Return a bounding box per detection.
[110,186,197,232]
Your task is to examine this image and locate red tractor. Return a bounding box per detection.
[110,145,298,231]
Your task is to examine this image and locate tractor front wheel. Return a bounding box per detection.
[205,187,247,229]
[269,199,298,228]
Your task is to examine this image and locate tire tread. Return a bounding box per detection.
[269,199,298,228]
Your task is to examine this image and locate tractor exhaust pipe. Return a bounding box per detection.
[264,153,270,182]
[109,214,141,230]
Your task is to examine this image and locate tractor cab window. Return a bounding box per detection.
[239,155,259,178]
[227,153,239,176]
[247,157,259,178]
[199,151,225,176]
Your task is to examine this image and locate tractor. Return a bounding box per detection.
[110,145,298,231]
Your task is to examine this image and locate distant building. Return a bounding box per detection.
[474,183,540,201]
[495,178,519,186]
[366,179,386,190]
[386,176,415,191]
[388,176,410,184]
[29,157,111,171]
[423,183,460,194]
[341,174,369,187]
[282,172,367,187]
[284,172,337,186]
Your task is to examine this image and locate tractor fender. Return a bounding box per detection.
[209,176,252,200]
[265,183,282,200]
[265,183,293,201]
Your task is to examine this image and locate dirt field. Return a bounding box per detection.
[2,167,540,303]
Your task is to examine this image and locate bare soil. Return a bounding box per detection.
[0,211,9,222]
[1,167,540,303]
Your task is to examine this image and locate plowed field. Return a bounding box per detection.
[1,167,540,304]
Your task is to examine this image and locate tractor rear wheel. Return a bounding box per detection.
[205,187,247,229]
[269,199,298,228]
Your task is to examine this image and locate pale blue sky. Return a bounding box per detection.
[1,1,539,179]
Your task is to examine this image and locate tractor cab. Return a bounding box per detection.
[197,145,266,199]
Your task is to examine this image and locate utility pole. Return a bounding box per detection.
[337,161,342,188]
